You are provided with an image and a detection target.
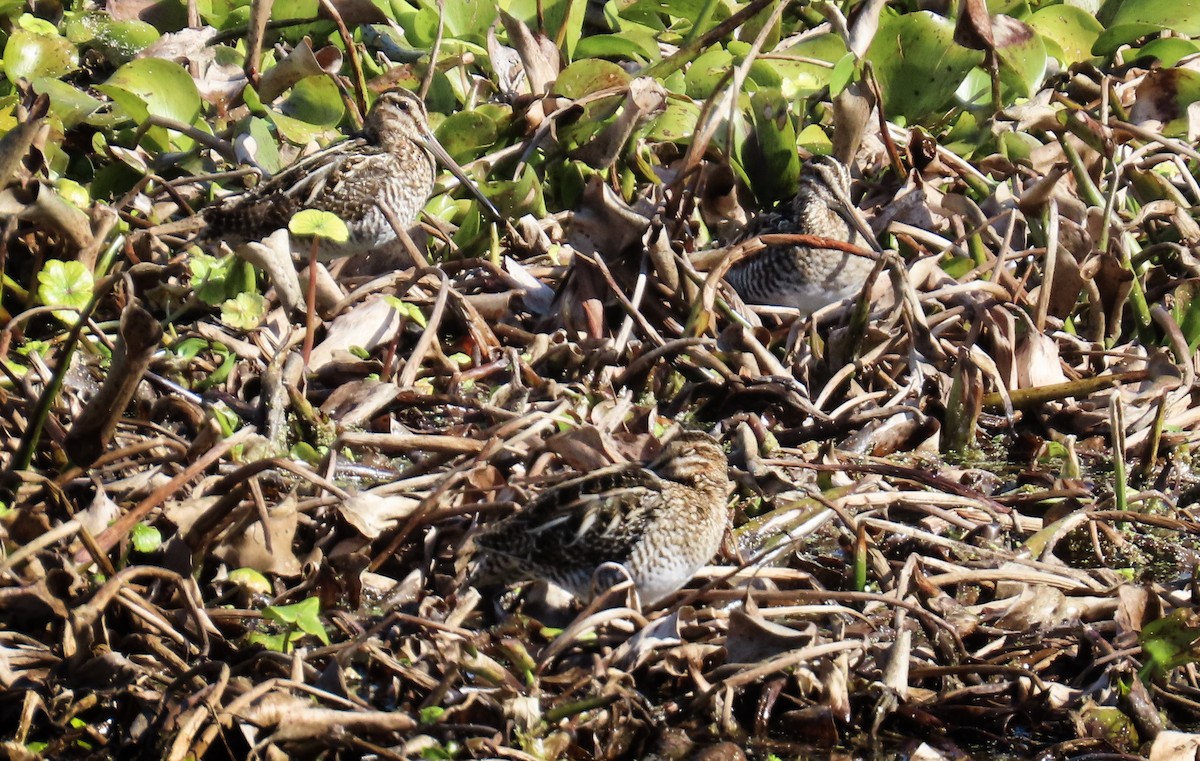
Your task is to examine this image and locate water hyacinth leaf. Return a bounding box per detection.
[280,75,344,127]
[623,0,722,26]
[555,58,631,99]
[684,45,733,99]
[98,58,202,151]
[743,88,799,206]
[575,31,661,63]
[246,115,283,175]
[1027,5,1102,65]
[434,0,497,41]
[829,52,857,97]
[32,77,101,129]
[866,11,983,122]
[270,0,319,21]
[55,178,89,208]
[991,16,1047,98]
[1093,22,1174,55]
[483,164,545,218]
[644,96,700,143]
[62,12,159,65]
[1135,37,1200,66]
[3,27,79,82]
[797,123,833,154]
[37,260,94,324]
[267,108,338,144]
[1108,0,1200,32]
[289,208,350,242]
[507,0,586,60]
[435,110,497,162]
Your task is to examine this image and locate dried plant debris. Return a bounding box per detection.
[8,1,1200,759]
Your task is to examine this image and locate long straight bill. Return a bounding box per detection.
[418,132,505,225]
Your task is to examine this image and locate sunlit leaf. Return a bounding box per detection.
[3,26,78,82]
[97,57,202,151]
[289,208,350,242]
[220,292,267,330]
[262,597,330,645]
[37,259,94,324]
[131,523,162,553]
[1028,5,1102,65]
[866,10,983,122]
[384,296,429,328]
[555,58,631,98]
[228,567,272,595]
[992,16,1047,99]
[434,110,497,162]
[281,75,344,127]
[32,77,102,129]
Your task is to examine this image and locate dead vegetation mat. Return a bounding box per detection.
[7,33,1200,761]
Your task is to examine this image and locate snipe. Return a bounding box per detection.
[204,89,497,259]
[725,155,876,313]
[469,431,731,605]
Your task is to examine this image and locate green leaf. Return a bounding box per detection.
[130,523,162,553]
[384,296,429,328]
[32,77,102,129]
[63,12,159,65]
[1173,282,1200,352]
[555,58,632,99]
[290,441,323,465]
[1135,37,1200,66]
[97,58,202,151]
[1109,0,1200,32]
[262,597,330,645]
[574,30,661,63]
[419,706,445,725]
[228,567,272,595]
[742,87,799,206]
[37,260,94,324]
[866,10,983,122]
[246,116,283,175]
[289,208,350,242]
[1028,5,1103,65]
[3,27,79,82]
[247,631,293,652]
[267,108,339,145]
[477,164,545,218]
[644,96,700,143]
[1140,609,1200,678]
[684,45,733,99]
[1093,23,1172,55]
[220,292,267,330]
[993,16,1047,99]
[189,252,237,305]
[434,110,497,162]
[281,75,345,127]
[828,52,857,97]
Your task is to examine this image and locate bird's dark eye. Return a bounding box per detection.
[397,100,409,111]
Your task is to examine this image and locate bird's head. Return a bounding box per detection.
[650,431,729,489]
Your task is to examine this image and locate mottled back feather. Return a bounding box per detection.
[725,155,874,313]
[202,90,436,256]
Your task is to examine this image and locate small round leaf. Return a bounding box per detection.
[288,209,350,242]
